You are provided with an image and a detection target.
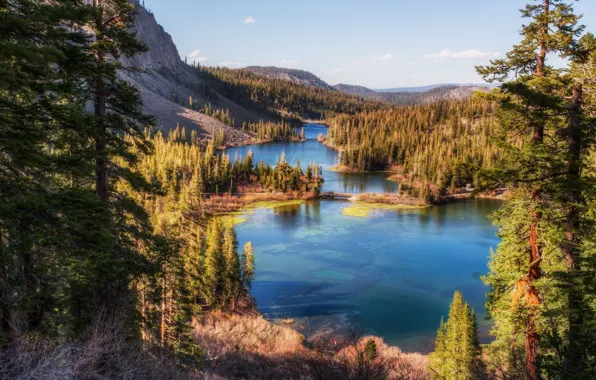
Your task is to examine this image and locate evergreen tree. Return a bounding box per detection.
[364,338,378,361]
[203,220,224,307]
[0,0,114,342]
[222,226,241,310]
[83,0,160,330]
[429,291,481,380]
[476,1,591,378]
[242,242,255,291]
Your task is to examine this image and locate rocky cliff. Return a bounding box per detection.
[119,4,268,146]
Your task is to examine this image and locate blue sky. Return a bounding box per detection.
[143,0,596,89]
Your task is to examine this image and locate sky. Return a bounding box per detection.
[143,0,596,89]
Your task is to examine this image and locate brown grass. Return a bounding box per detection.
[0,318,198,380]
[192,312,430,379]
[200,191,315,215]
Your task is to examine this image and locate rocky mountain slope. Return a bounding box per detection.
[244,66,333,89]
[120,4,269,145]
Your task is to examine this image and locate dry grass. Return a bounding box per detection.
[192,312,430,379]
[0,319,198,380]
[2,313,430,379]
[200,191,313,215]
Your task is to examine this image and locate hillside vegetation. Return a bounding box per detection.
[326,99,501,198]
[333,84,488,106]
[197,66,384,121]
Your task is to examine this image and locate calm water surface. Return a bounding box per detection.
[227,124,398,194]
[226,125,500,352]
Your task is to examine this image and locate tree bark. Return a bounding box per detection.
[534,0,549,79]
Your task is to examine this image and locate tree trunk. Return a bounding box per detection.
[534,0,549,79]
[160,272,166,357]
[563,84,584,372]
[524,3,549,377]
[526,313,540,380]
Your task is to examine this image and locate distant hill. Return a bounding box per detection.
[333,84,378,97]
[244,66,333,89]
[333,83,489,106]
[375,83,493,93]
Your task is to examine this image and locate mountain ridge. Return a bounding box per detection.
[244,66,334,89]
[333,83,489,106]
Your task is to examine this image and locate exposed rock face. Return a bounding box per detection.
[117,3,263,145]
[127,7,181,71]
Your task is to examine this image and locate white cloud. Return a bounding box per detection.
[185,49,208,64]
[371,53,395,64]
[408,61,417,65]
[424,49,500,61]
[280,59,300,66]
[242,16,256,24]
[220,61,248,68]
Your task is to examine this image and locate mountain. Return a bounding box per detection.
[334,83,489,106]
[118,4,281,145]
[375,83,493,93]
[244,66,333,89]
[333,84,378,97]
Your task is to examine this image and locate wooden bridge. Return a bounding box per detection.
[319,192,354,199]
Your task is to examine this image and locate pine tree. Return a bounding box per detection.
[203,220,224,307]
[83,0,158,326]
[222,226,241,310]
[242,242,255,291]
[365,338,378,361]
[0,0,116,341]
[429,291,481,380]
[476,1,586,378]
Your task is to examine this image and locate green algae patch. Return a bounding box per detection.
[342,205,373,217]
[342,202,427,218]
[248,199,304,209]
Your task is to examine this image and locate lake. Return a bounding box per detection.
[226,125,500,353]
[227,124,399,194]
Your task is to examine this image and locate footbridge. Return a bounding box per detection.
[319,192,354,199]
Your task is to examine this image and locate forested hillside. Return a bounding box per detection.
[326,99,500,196]
[333,83,488,106]
[244,66,334,89]
[196,66,384,121]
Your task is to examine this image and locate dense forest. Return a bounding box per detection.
[326,99,501,196]
[334,84,484,106]
[196,65,383,120]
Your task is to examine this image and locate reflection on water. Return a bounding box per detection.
[236,199,502,353]
[227,124,502,353]
[225,124,398,194]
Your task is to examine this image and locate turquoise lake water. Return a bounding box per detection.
[225,125,500,352]
[227,124,398,194]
